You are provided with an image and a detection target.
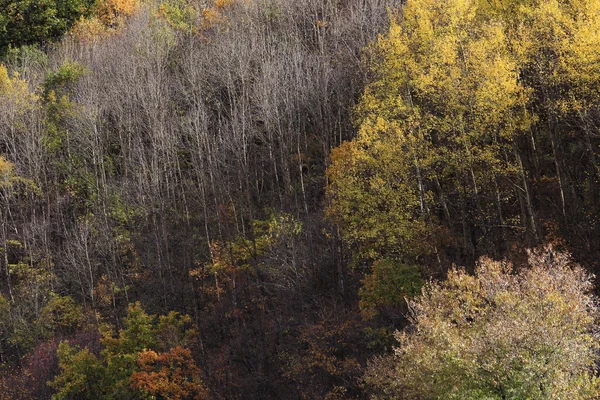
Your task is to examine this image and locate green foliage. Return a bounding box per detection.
[104,302,157,355]
[252,211,303,253]
[0,0,95,55]
[364,327,395,352]
[42,61,99,214]
[97,303,157,398]
[359,259,423,319]
[39,295,84,336]
[50,302,204,400]
[0,245,73,359]
[2,44,47,75]
[5,0,600,397]
[4,252,56,352]
[43,61,87,98]
[51,342,104,400]
[327,139,429,261]
[0,295,11,352]
[365,248,600,399]
[157,0,199,33]
[156,311,198,351]
[201,212,302,275]
[107,192,141,225]
[43,80,79,157]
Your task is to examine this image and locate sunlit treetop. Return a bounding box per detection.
[365,247,600,399]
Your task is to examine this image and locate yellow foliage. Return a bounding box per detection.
[331,0,600,264]
[0,65,10,95]
[0,64,37,110]
[327,0,530,261]
[95,0,140,27]
[201,7,225,30]
[555,1,600,112]
[201,0,240,30]
[0,156,13,177]
[0,156,14,189]
[68,0,140,40]
[213,0,235,9]
[0,155,38,194]
[69,16,112,42]
[0,66,39,191]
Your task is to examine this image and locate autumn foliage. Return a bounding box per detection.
[50,303,207,399]
[2,0,600,397]
[131,347,208,400]
[366,247,600,399]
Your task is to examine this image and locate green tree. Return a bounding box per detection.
[50,302,206,400]
[51,342,105,399]
[359,259,423,319]
[39,295,84,336]
[0,0,95,55]
[365,247,600,399]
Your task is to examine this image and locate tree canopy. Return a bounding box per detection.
[365,248,600,399]
[0,0,95,54]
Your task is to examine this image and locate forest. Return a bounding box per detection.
[1,0,600,398]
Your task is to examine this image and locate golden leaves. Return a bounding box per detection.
[0,156,14,182]
[95,0,141,27]
[68,0,140,41]
[0,64,37,111]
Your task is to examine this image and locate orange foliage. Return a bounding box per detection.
[69,0,140,40]
[201,0,238,30]
[213,0,235,8]
[95,0,140,27]
[131,346,208,400]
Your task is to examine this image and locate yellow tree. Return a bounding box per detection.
[533,0,600,211]
[0,64,39,155]
[68,0,140,41]
[483,0,600,221]
[327,0,531,269]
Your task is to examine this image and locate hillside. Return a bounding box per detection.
[1,0,600,398]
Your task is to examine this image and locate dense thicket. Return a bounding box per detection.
[2,0,600,398]
[366,248,600,400]
[0,0,95,54]
[0,0,401,398]
[328,0,600,316]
